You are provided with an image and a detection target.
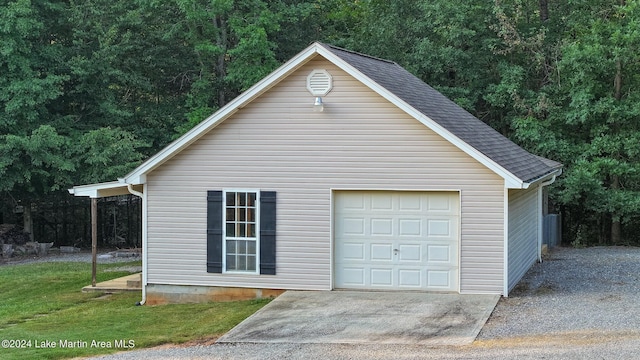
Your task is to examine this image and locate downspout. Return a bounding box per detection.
[537,174,557,262]
[126,184,147,306]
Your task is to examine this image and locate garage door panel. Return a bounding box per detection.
[371,243,393,261]
[398,269,423,287]
[399,218,423,236]
[335,191,459,291]
[337,192,366,210]
[427,244,454,264]
[428,193,458,213]
[370,268,393,286]
[371,194,393,210]
[339,242,365,261]
[340,267,365,286]
[398,244,421,261]
[427,219,454,237]
[342,217,366,235]
[399,195,422,210]
[427,269,454,288]
[371,218,393,235]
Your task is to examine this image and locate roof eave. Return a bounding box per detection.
[519,167,563,189]
[68,181,136,198]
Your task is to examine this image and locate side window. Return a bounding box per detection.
[207,190,276,275]
[224,191,258,272]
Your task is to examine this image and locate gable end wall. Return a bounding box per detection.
[145,56,506,294]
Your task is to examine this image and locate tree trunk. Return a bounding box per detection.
[539,0,549,22]
[23,202,34,242]
[614,60,622,100]
[611,175,621,244]
[610,59,622,245]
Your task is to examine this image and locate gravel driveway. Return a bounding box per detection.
[85,246,640,359]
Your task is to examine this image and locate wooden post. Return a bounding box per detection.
[91,198,98,287]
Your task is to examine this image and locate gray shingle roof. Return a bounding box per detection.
[323,44,561,183]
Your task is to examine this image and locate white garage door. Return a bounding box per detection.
[334,191,459,291]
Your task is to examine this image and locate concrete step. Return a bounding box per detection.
[127,273,142,288]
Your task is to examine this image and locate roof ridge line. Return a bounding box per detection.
[319,42,398,65]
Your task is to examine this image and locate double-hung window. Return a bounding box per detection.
[206,189,276,275]
[224,191,258,272]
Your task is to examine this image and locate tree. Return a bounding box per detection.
[171,0,282,134]
[512,0,640,244]
[0,0,67,135]
[0,0,70,237]
[342,0,510,129]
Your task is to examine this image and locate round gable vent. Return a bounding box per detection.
[306,69,333,96]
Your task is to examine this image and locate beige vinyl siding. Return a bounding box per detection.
[145,55,505,293]
[507,186,539,291]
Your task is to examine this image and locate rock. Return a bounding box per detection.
[37,242,54,256]
[14,246,26,256]
[2,244,14,258]
[60,246,81,253]
[25,242,39,255]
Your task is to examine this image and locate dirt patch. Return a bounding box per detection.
[148,336,221,350]
[474,329,640,348]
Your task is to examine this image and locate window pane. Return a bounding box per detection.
[247,255,256,271]
[226,240,236,253]
[226,192,235,206]
[224,191,259,272]
[226,223,235,237]
[226,255,236,270]
[226,208,235,221]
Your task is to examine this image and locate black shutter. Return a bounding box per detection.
[260,191,277,275]
[206,190,223,273]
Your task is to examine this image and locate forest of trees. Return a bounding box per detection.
[1,0,639,247]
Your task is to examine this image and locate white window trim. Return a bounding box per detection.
[222,189,260,274]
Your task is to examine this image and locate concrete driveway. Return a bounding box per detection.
[218,291,499,346]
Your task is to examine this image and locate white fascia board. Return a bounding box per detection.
[68,181,129,198]
[122,43,324,185]
[315,45,526,189]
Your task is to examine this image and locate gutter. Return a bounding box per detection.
[126,184,147,306]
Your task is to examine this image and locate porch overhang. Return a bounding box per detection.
[68,181,143,198]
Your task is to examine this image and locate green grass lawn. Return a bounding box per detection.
[0,261,271,360]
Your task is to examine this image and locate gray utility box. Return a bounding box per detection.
[543,214,561,248]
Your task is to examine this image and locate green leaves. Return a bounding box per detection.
[0,125,74,194]
[0,0,67,130]
[74,127,148,184]
[533,1,640,242]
